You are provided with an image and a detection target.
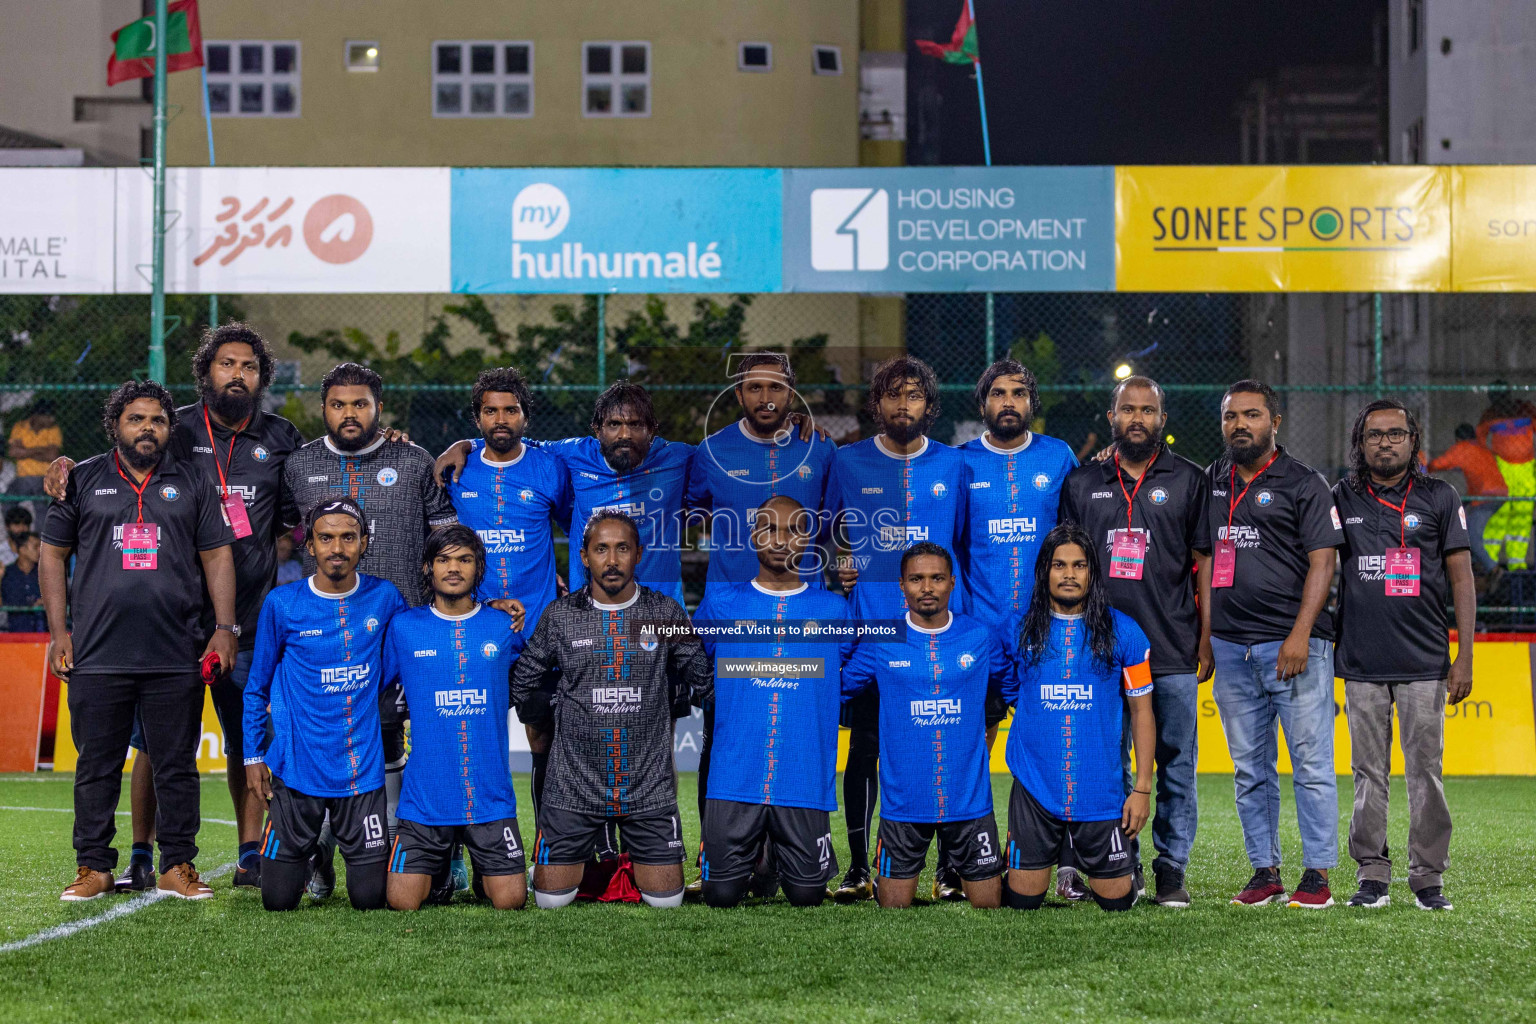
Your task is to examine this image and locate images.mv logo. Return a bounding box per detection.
[810,188,889,271]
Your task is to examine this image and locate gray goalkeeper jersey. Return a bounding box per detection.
[510,586,713,816]
[283,435,456,607]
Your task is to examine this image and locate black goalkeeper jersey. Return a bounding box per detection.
[510,586,713,817]
[282,435,456,607]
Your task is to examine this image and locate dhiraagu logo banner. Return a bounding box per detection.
[1116,165,1452,291]
[451,168,782,293]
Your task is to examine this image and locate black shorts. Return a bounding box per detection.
[390,817,526,877]
[700,799,837,886]
[379,683,407,750]
[534,804,685,867]
[261,776,388,865]
[840,684,879,732]
[984,691,1011,729]
[1005,779,1134,879]
[874,815,1003,882]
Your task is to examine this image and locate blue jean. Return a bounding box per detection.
[1121,673,1200,877]
[1211,636,1339,871]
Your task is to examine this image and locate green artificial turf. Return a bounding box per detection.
[0,772,1531,1023]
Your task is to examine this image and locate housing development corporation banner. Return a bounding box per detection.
[11,165,1536,293]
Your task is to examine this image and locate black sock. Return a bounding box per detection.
[530,750,549,819]
[843,735,878,875]
[130,842,153,868]
[238,841,260,867]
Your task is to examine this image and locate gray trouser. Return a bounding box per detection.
[1344,678,1452,891]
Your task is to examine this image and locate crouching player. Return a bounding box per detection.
[384,525,528,911]
[243,498,408,911]
[1003,523,1156,912]
[841,542,1011,909]
[693,496,851,908]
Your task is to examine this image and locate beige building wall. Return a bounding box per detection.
[0,0,148,164]
[166,0,859,167]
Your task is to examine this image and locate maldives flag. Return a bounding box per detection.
[107,0,204,86]
[916,1,979,65]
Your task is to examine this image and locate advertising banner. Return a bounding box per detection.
[1116,165,1452,292]
[1451,166,1536,291]
[782,166,1115,292]
[0,169,116,294]
[116,167,451,293]
[451,168,782,294]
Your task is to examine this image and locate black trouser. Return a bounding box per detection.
[842,689,881,874]
[69,672,203,873]
[696,696,715,834]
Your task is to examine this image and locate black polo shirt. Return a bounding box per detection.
[42,450,232,676]
[1059,446,1211,675]
[172,402,304,649]
[1333,474,1470,682]
[1205,445,1343,645]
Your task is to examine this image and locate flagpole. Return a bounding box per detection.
[967,0,996,361]
[148,0,169,383]
[202,64,217,329]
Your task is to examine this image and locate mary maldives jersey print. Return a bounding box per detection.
[509,586,713,817]
[284,436,457,607]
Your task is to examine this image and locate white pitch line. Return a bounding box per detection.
[0,806,238,827]
[0,861,236,955]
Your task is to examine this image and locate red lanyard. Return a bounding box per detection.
[1226,449,1281,532]
[1366,478,1415,548]
[112,449,155,524]
[1113,449,1159,531]
[202,403,250,498]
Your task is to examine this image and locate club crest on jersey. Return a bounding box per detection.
[251,445,270,462]
[365,617,380,633]
[1255,490,1273,506]
[958,652,976,670]
[481,641,500,659]
[1032,473,1052,491]
[797,464,814,480]
[158,485,179,501]
[1403,512,1422,531]
[639,633,659,652]
[377,467,398,487]
[1149,487,1169,505]
[518,488,535,503]
[931,481,948,499]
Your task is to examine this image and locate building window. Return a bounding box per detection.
[739,42,772,72]
[813,45,843,75]
[205,41,300,117]
[346,41,380,72]
[584,41,649,117]
[1403,117,1423,163]
[433,41,534,117]
[1407,0,1423,55]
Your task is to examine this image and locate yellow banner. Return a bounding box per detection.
[1451,166,1536,291]
[54,684,229,774]
[1115,165,1452,292]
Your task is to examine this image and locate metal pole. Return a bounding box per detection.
[1372,292,1383,397]
[967,0,995,365]
[595,294,606,389]
[148,0,169,383]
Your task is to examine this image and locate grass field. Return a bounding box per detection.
[1,772,1532,1024]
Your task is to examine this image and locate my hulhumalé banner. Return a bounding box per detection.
[1116,165,1452,292]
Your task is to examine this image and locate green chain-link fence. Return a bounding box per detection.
[4,289,1535,623]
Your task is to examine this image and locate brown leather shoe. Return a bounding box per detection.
[157,863,214,900]
[61,866,115,901]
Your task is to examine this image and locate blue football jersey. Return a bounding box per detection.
[244,574,408,798]
[825,437,969,621]
[1004,609,1153,822]
[450,443,569,629]
[538,435,693,605]
[693,582,852,811]
[841,612,1011,823]
[382,603,525,826]
[687,420,835,585]
[959,432,1078,638]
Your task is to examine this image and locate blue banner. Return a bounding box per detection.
[451,168,782,293]
[781,166,1116,292]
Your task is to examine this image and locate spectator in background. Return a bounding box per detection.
[1,505,32,569]
[7,399,62,504]
[1475,384,1536,570]
[2,532,43,632]
[1428,423,1507,572]
[274,530,303,587]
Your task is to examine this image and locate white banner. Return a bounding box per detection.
[116,167,450,293]
[0,169,116,294]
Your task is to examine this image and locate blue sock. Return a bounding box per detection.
[130,842,153,868]
[238,842,260,867]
